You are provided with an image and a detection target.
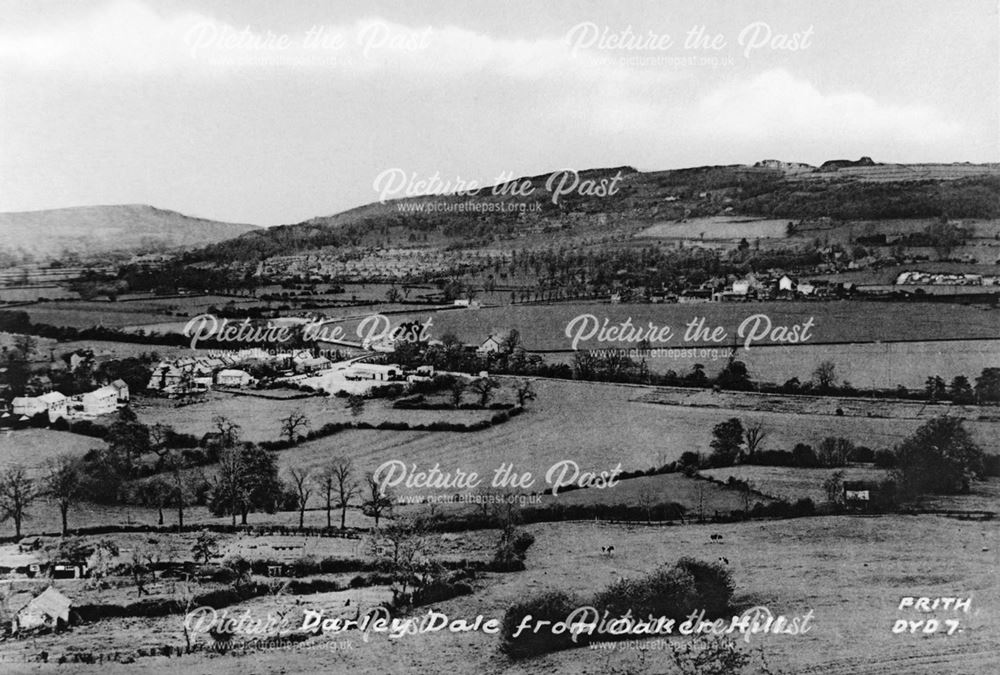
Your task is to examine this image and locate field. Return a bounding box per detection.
[351,300,1000,351]
[10,513,996,675]
[637,216,791,240]
[267,379,1000,505]
[700,465,891,504]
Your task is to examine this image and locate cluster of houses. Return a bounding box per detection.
[620,273,845,304]
[895,270,1000,286]
[256,248,503,282]
[7,379,129,423]
[146,348,337,396]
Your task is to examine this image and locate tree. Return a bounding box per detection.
[470,376,500,407]
[823,470,845,507]
[813,360,837,391]
[192,530,220,564]
[709,418,743,467]
[817,437,853,467]
[212,416,241,448]
[279,410,310,445]
[210,444,284,525]
[44,454,82,536]
[924,376,947,402]
[362,472,393,527]
[105,407,151,479]
[0,466,36,538]
[949,375,975,404]
[974,368,1000,404]
[346,394,365,418]
[449,379,466,407]
[716,360,751,390]
[317,458,358,530]
[742,421,767,458]
[514,380,537,408]
[287,466,312,530]
[371,518,428,605]
[894,416,984,496]
[385,285,401,303]
[147,475,173,526]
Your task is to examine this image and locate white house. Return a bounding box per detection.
[79,386,118,416]
[109,379,130,405]
[12,392,68,422]
[12,587,72,632]
[215,369,256,387]
[344,363,402,381]
[778,275,796,292]
[796,282,816,296]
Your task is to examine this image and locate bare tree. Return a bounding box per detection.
[317,458,358,529]
[279,410,310,445]
[212,416,241,448]
[449,379,466,407]
[743,421,768,458]
[0,466,36,538]
[44,454,82,536]
[813,360,837,391]
[288,466,313,530]
[362,472,393,528]
[514,379,537,408]
[637,486,656,523]
[470,376,500,407]
[371,517,427,605]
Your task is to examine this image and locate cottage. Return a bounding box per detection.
[12,587,73,632]
[477,335,505,355]
[778,275,797,293]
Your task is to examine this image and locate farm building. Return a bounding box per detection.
[215,369,256,387]
[12,587,73,632]
[344,363,402,381]
[843,481,893,511]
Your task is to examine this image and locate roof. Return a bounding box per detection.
[110,379,129,390]
[18,586,72,619]
[217,369,251,377]
[37,392,67,404]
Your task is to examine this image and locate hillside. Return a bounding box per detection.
[188,160,1000,265]
[0,204,259,261]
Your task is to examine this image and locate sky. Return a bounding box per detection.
[0,0,997,226]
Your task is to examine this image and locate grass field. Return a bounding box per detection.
[638,216,791,240]
[269,379,1000,504]
[700,465,891,504]
[10,513,995,675]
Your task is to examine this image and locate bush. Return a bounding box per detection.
[592,564,697,621]
[500,591,580,659]
[674,557,734,616]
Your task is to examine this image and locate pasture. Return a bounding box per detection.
[270,379,1000,504]
[18,513,996,675]
[700,465,891,504]
[638,216,791,240]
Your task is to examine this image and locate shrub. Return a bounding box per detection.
[500,591,580,659]
[674,557,734,616]
[874,448,898,469]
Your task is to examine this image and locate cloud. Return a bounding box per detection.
[689,68,961,148]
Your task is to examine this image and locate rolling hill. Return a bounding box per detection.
[0,204,259,260]
[188,160,1000,265]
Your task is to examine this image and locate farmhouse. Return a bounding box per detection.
[842,481,890,511]
[12,586,73,633]
[215,369,256,387]
[78,385,118,416]
[12,392,68,422]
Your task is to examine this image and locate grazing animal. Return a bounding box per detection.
[710,533,723,542]
[717,557,729,565]
[601,545,616,557]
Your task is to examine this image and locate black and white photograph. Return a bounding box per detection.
[0,1,998,673]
